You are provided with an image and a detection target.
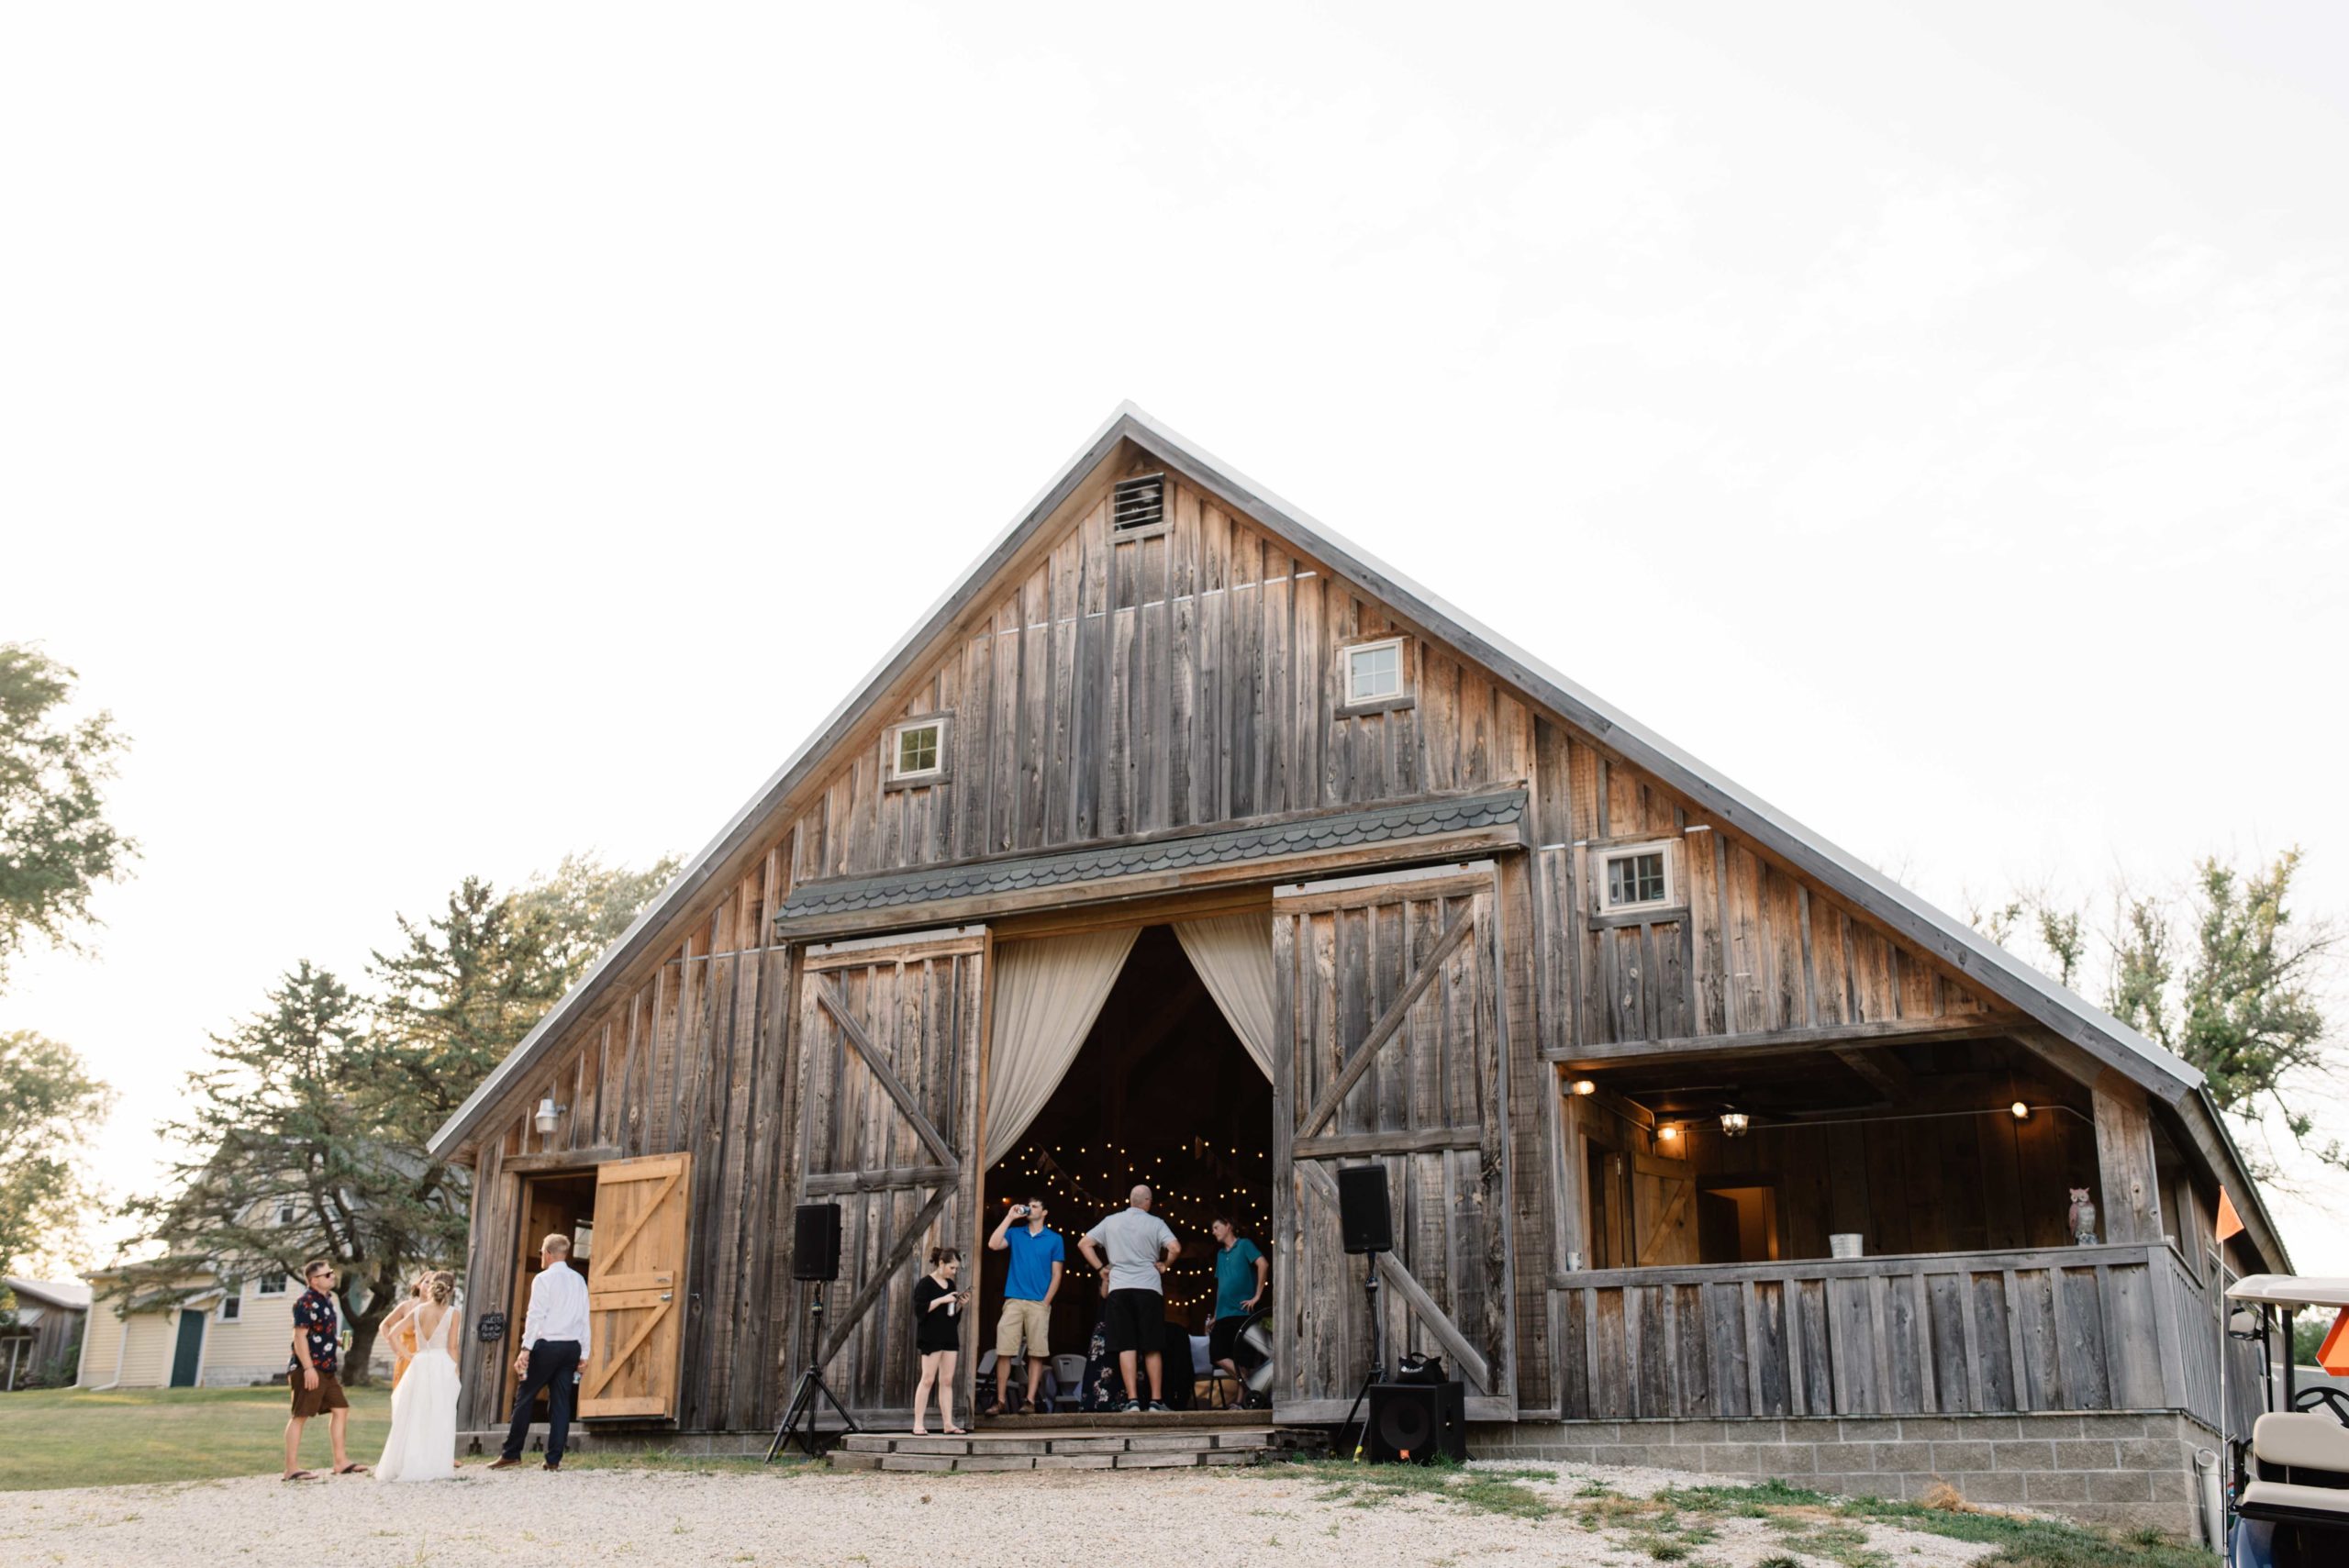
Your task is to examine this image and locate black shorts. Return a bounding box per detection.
[1209,1315,1249,1365]
[1103,1289,1163,1356]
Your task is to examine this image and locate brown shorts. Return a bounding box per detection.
[289,1371,349,1418]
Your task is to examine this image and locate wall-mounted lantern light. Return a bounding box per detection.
[2009,1101,2031,1121]
[534,1097,566,1137]
[1568,1079,1597,1097]
[1656,1122,1680,1143]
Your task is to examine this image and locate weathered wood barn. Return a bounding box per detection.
[430,405,2279,1533]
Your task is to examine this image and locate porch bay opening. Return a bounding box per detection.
[1554,1029,2232,1427]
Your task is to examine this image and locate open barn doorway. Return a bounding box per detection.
[507,1170,596,1423]
[979,925,1272,1416]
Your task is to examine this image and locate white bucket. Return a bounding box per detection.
[1829,1233,1865,1259]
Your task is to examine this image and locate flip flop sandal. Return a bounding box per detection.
[334,1463,371,1475]
[284,1471,321,1482]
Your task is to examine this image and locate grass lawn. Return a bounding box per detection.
[1267,1464,2215,1568]
[0,1385,394,1491]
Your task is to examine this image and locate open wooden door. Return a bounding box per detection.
[1272,862,1517,1421]
[786,926,988,1425]
[1631,1150,1698,1265]
[578,1152,692,1419]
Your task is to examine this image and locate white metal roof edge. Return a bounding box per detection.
[2228,1274,2349,1310]
[429,404,2275,1267]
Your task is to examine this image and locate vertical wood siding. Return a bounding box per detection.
[1532,725,1993,1054]
[790,468,1536,880]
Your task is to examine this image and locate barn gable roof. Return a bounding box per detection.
[428,403,2285,1267]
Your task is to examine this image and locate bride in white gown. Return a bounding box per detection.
[377,1272,461,1482]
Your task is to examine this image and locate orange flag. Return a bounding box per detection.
[2217,1188,2245,1244]
[2320,1315,2349,1379]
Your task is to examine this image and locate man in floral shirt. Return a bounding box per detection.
[282,1258,366,1480]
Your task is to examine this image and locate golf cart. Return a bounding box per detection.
[2225,1274,2349,1566]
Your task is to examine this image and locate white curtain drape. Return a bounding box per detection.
[1172,913,1279,1083]
[984,927,1140,1164]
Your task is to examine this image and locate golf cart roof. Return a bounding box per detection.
[2227,1274,2349,1310]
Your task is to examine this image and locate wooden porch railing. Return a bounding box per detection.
[1548,1242,2237,1429]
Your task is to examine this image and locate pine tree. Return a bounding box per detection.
[123,964,457,1381]
[124,857,676,1377]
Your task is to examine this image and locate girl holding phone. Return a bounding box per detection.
[910,1247,969,1434]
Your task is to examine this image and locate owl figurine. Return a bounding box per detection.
[2066,1187,2099,1246]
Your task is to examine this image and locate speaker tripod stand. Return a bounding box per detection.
[767,1283,857,1462]
[1334,1250,1387,1462]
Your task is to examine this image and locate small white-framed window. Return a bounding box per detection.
[1598,840,1680,914]
[1341,637,1411,710]
[219,1289,242,1323]
[276,1202,297,1227]
[256,1273,288,1296]
[884,716,952,787]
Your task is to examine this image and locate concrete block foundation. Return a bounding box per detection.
[1470,1410,2219,1540]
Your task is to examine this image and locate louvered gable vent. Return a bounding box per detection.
[1111,473,1165,533]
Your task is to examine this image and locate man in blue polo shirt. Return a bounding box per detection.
[986,1194,1063,1413]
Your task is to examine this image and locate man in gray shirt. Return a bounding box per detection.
[1079,1184,1181,1413]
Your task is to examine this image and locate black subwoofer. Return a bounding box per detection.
[1367,1379,1466,1463]
[1336,1164,1393,1255]
[792,1202,841,1282]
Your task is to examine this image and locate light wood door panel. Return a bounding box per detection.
[579,1152,690,1419]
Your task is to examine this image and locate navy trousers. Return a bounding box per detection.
[501,1339,582,1462]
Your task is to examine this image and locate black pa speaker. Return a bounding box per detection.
[792,1202,841,1282]
[1336,1164,1393,1255]
[1367,1379,1467,1463]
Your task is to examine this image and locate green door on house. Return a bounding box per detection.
[169,1308,206,1386]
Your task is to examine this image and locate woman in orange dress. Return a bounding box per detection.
[382,1273,430,1389]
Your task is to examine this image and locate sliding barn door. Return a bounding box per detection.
[1272,862,1517,1420]
[788,926,988,1424]
[579,1152,692,1419]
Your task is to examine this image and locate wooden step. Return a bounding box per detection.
[979,1408,1263,1430]
[828,1424,1275,1473]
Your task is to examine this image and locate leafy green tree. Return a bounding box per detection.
[2109,853,2334,1119]
[0,1030,114,1277]
[124,964,444,1381]
[2291,1308,2340,1368]
[1985,850,2341,1186]
[0,644,136,989]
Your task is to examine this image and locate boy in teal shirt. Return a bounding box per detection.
[1208,1218,1268,1402]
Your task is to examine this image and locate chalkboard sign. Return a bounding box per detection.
[477,1311,507,1343]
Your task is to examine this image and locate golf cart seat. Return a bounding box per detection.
[2239,1413,2349,1529]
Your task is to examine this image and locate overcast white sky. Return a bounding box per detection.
[5,3,2345,1275]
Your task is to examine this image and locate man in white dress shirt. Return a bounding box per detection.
[490,1232,593,1471]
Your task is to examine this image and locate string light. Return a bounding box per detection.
[990,1136,1273,1277]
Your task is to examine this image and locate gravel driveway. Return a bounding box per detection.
[5,1458,1996,1568]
